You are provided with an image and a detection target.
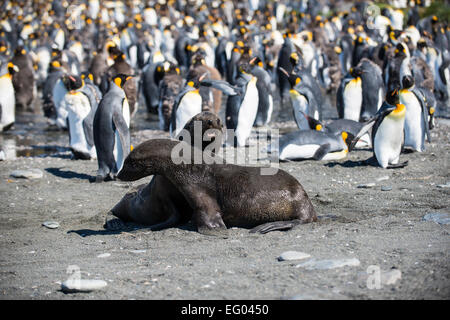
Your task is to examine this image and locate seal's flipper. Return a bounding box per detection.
[313,143,331,160]
[249,219,302,234]
[387,160,408,169]
[104,212,126,230]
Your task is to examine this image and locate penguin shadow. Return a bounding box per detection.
[324,156,379,168]
[45,167,95,181]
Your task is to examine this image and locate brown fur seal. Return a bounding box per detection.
[104,112,223,231]
[115,139,317,235]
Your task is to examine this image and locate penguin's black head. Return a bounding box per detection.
[401,75,414,89]
[51,47,61,58]
[113,74,133,88]
[386,88,400,105]
[394,43,407,57]
[290,52,300,66]
[14,45,26,56]
[349,67,363,78]
[341,131,356,150]
[249,56,264,68]
[7,62,19,75]
[186,73,207,89]
[191,52,207,66]
[108,46,123,59]
[67,75,83,91]
[81,72,94,83]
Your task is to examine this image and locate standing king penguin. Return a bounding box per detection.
[93,74,132,182]
[0,62,19,132]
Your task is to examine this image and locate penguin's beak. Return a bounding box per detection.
[126,76,133,81]
[199,73,208,82]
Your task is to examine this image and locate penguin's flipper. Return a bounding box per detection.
[313,143,331,160]
[82,112,95,147]
[112,111,131,156]
[348,119,377,151]
[387,161,408,169]
[250,219,302,234]
[200,79,239,96]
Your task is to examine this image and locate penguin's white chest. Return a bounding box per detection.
[113,98,131,171]
[66,93,96,157]
[0,75,15,129]
[343,78,362,121]
[279,144,319,160]
[173,90,202,137]
[235,78,259,147]
[374,114,405,168]
[291,91,309,130]
[400,90,425,152]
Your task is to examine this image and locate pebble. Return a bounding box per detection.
[376,176,390,182]
[42,221,59,229]
[381,269,402,285]
[61,279,107,293]
[129,249,146,254]
[423,212,450,225]
[10,169,43,179]
[357,183,376,189]
[278,251,311,261]
[296,258,360,270]
[436,182,450,189]
[97,253,111,258]
[381,186,392,191]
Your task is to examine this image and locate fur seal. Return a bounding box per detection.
[105,112,223,231]
[113,138,317,235]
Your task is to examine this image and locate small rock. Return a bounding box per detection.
[381,186,392,191]
[129,249,146,254]
[42,221,59,229]
[436,182,450,189]
[357,183,376,189]
[97,253,111,258]
[423,213,450,225]
[296,258,360,270]
[381,269,402,285]
[10,169,43,179]
[61,279,107,293]
[278,251,311,261]
[376,176,390,182]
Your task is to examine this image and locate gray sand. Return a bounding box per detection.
[0,109,449,300]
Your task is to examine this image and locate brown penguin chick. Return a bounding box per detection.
[105,49,138,118]
[104,112,224,232]
[116,138,317,236]
[323,44,343,94]
[11,46,36,112]
[187,52,223,114]
[89,50,109,87]
[159,67,184,131]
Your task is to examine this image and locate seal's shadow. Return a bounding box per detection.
[45,167,95,181]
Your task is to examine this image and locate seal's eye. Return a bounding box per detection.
[208,120,213,126]
[217,119,220,125]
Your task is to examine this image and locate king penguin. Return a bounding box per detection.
[59,75,97,160]
[225,63,259,147]
[93,74,132,182]
[399,75,431,152]
[337,66,363,121]
[0,61,19,132]
[351,88,407,169]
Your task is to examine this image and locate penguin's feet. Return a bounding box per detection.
[104,212,126,231]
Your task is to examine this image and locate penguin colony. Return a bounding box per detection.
[0,1,448,227]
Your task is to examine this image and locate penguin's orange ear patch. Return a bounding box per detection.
[130,145,134,151]
[114,77,122,88]
[187,81,194,87]
[342,131,348,140]
[295,77,301,85]
[315,124,322,131]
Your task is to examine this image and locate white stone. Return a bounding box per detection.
[97,253,111,258]
[61,279,107,293]
[296,258,360,270]
[278,251,311,261]
[42,221,59,229]
[10,169,43,179]
[381,269,402,285]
